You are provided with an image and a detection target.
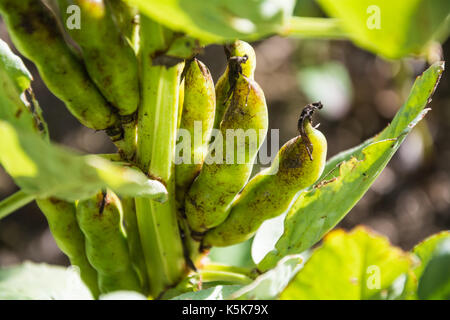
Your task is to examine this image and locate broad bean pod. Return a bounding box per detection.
[76,190,141,293]
[203,103,327,247]
[36,198,100,298]
[0,0,119,130]
[176,59,216,205]
[58,0,140,117]
[213,40,256,130]
[0,38,47,138]
[185,73,268,234]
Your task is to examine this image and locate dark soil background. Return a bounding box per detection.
[0,17,449,266]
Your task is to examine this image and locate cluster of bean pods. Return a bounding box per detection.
[0,0,327,297]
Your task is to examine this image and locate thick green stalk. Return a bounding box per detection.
[201,263,258,280]
[282,17,348,39]
[198,270,253,285]
[135,17,185,298]
[0,190,35,220]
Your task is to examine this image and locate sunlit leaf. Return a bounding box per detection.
[316,0,450,58]
[231,255,302,300]
[411,231,450,300]
[100,291,147,300]
[280,227,412,300]
[209,238,255,268]
[126,0,295,43]
[258,62,444,271]
[0,262,93,300]
[171,285,243,300]
[0,121,167,202]
[0,39,47,137]
[251,213,286,265]
[413,231,450,277]
[0,39,31,91]
[417,237,450,300]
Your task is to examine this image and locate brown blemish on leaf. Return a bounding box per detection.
[315,177,338,188]
[14,108,23,118]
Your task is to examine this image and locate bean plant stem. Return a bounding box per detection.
[198,270,253,285]
[135,17,186,298]
[0,190,35,220]
[201,263,258,280]
[282,17,348,39]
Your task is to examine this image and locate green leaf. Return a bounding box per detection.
[171,285,243,300]
[418,237,450,300]
[126,0,295,43]
[258,61,444,271]
[413,231,450,278]
[412,231,450,300]
[383,231,450,300]
[0,39,31,91]
[316,0,450,58]
[230,255,303,300]
[280,227,412,300]
[0,262,93,300]
[0,39,47,137]
[0,120,167,202]
[209,238,255,268]
[251,214,286,265]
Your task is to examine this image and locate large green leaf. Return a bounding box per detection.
[0,120,167,202]
[280,227,412,300]
[0,262,93,300]
[258,62,444,271]
[126,0,295,43]
[316,0,450,58]
[252,214,286,265]
[412,231,450,300]
[230,255,303,300]
[209,238,255,268]
[0,39,47,137]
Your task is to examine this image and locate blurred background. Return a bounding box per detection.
[0,2,449,267]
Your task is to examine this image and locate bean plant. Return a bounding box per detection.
[0,0,449,300]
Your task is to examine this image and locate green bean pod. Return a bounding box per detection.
[203,103,328,247]
[57,0,139,117]
[176,59,216,204]
[76,190,141,294]
[36,198,100,298]
[213,40,256,130]
[0,0,119,130]
[185,73,268,234]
